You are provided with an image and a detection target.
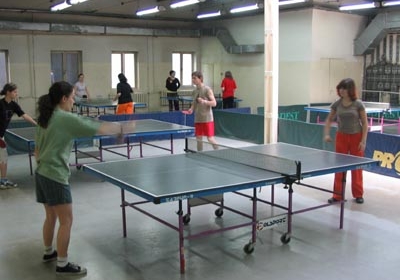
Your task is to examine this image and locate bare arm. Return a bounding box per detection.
[85,86,90,99]
[96,121,136,136]
[22,114,37,126]
[113,93,121,102]
[359,109,368,151]
[207,88,217,107]
[323,109,336,142]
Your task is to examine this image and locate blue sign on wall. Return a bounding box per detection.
[365,132,400,179]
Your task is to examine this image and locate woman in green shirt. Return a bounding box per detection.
[35,81,129,276]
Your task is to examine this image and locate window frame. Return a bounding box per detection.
[111,51,138,89]
[172,52,195,87]
[0,50,10,86]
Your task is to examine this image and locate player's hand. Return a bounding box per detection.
[358,142,366,151]
[324,135,332,142]
[121,121,136,134]
[182,109,192,115]
[196,97,205,104]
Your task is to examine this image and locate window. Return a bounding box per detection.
[0,50,9,87]
[111,52,137,88]
[172,52,194,86]
[51,51,82,85]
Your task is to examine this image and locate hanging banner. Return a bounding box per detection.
[365,132,400,179]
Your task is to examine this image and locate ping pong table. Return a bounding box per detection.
[6,119,194,175]
[82,140,378,273]
[304,101,400,133]
[74,98,147,116]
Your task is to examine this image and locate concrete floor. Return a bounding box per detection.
[1,137,399,280]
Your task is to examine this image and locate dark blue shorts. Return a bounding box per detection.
[35,173,72,206]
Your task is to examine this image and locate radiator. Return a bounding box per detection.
[133,92,148,105]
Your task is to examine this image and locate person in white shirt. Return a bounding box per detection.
[74,73,90,101]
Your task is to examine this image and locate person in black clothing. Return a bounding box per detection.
[114,73,134,114]
[0,83,37,189]
[165,70,181,111]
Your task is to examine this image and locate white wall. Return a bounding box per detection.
[279,9,313,106]
[310,9,366,104]
[0,34,200,115]
[279,9,365,105]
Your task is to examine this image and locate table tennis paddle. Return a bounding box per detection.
[0,138,6,149]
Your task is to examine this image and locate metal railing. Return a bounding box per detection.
[160,90,193,106]
[362,90,400,105]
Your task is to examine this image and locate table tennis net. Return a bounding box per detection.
[186,138,301,179]
[363,101,390,110]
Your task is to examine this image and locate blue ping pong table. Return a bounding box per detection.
[161,96,242,109]
[304,101,400,133]
[6,119,194,175]
[74,98,147,116]
[82,142,378,273]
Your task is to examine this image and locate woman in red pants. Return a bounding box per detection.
[324,78,368,204]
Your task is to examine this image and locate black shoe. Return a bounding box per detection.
[355,197,364,204]
[327,197,339,203]
[42,250,57,263]
[56,262,87,275]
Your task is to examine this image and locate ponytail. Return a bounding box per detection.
[37,81,73,128]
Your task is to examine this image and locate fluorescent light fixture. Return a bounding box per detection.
[136,6,164,16]
[383,1,400,7]
[197,11,221,19]
[279,0,307,6]
[67,0,89,4]
[50,1,71,11]
[230,4,259,14]
[171,0,200,9]
[339,2,375,11]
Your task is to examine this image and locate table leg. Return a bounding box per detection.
[121,189,127,237]
[178,200,185,274]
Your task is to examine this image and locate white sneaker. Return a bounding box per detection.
[1,180,18,189]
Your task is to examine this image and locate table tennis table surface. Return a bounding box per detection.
[304,101,400,114]
[6,119,194,142]
[83,142,376,204]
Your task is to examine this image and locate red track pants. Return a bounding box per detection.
[333,131,364,200]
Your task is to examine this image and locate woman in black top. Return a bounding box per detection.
[114,73,134,114]
[0,83,37,189]
[165,70,181,111]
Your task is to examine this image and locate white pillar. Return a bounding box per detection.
[264,0,279,144]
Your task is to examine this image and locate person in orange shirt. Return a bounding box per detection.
[220,71,237,109]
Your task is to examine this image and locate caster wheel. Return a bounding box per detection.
[280,233,291,244]
[76,165,82,170]
[183,214,191,225]
[215,208,223,217]
[243,243,255,254]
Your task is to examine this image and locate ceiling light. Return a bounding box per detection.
[171,0,200,9]
[339,2,375,11]
[279,0,307,6]
[197,11,221,19]
[383,1,400,7]
[230,4,260,14]
[136,6,165,16]
[67,0,89,4]
[50,1,72,11]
